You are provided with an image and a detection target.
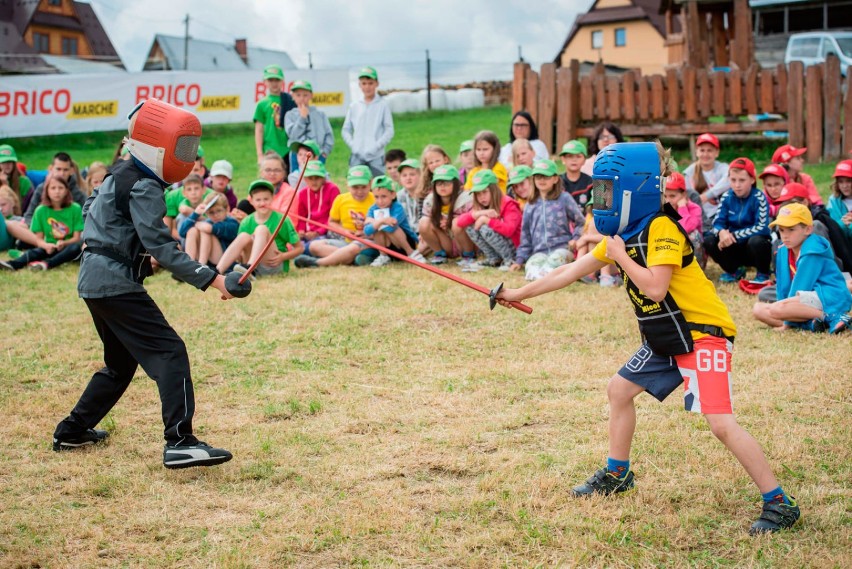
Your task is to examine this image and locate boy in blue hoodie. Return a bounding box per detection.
[753,203,852,334]
[703,157,772,283]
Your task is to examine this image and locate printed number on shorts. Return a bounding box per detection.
[696,349,727,372]
[625,345,653,373]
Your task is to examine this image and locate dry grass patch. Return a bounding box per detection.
[1,263,850,568]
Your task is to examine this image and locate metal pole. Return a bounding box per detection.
[518,44,524,63]
[308,52,313,69]
[426,49,431,110]
[183,14,189,70]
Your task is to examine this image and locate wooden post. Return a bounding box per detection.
[787,61,805,148]
[729,69,743,116]
[685,3,704,68]
[775,63,788,114]
[606,76,621,121]
[638,75,650,121]
[744,64,759,116]
[593,71,607,122]
[712,70,726,116]
[805,64,823,164]
[524,67,539,119]
[823,55,841,161]
[580,75,594,121]
[732,0,753,70]
[711,11,727,68]
[512,62,529,115]
[556,61,579,147]
[697,69,711,119]
[623,70,636,122]
[759,69,775,113]
[538,63,557,153]
[666,68,680,123]
[651,75,665,120]
[683,65,697,121]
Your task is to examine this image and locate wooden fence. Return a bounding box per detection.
[513,58,852,163]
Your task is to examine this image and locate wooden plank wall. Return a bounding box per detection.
[510,58,848,162]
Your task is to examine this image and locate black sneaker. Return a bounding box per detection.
[294,255,318,269]
[52,428,109,451]
[163,441,233,469]
[571,467,635,497]
[749,498,800,535]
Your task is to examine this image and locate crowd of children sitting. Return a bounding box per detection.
[1,74,851,333]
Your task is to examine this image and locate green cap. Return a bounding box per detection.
[508,165,533,186]
[289,139,321,159]
[263,65,284,80]
[398,158,420,172]
[196,145,205,158]
[248,179,275,195]
[371,175,395,192]
[358,66,378,81]
[0,144,18,163]
[432,164,460,183]
[291,79,312,92]
[304,160,327,178]
[469,169,498,193]
[531,159,558,177]
[459,140,474,153]
[559,139,588,157]
[347,165,372,186]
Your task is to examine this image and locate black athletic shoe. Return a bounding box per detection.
[163,441,233,469]
[571,467,635,497]
[52,428,109,451]
[749,498,800,535]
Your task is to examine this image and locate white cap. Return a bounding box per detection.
[209,159,233,179]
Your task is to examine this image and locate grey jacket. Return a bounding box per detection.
[77,160,217,298]
[284,106,334,157]
[341,95,394,162]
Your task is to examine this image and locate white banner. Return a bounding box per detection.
[0,68,350,138]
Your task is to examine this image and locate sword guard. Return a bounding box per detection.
[488,282,504,311]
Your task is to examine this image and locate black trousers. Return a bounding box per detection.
[54,293,198,445]
[703,233,772,275]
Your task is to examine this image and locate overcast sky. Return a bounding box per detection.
[88,0,593,87]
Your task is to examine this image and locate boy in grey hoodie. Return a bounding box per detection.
[342,66,394,176]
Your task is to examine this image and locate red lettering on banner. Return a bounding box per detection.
[136,86,149,103]
[0,89,74,116]
[255,82,265,103]
[55,89,70,113]
[186,84,200,105]
[0,93,8,116]
[135,84,202,107]
[39,90,51,114]
[14,91,28,115]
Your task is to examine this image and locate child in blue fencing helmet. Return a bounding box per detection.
[592,142,666,239]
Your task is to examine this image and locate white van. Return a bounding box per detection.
[785,32,852,76]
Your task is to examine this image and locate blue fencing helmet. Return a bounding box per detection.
[592,142,663,238]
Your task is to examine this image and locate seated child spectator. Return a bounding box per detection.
[396,158,422,233]
[827,160,852,249]
[0,174,82,271]
[704,157,772,283]
[772,144,823,205]
[753,203,851,333]
[418,164,474,265]
[758,163,789,218]
[174,174,209,242]
[458,140,474,185]
[83,162,108,195]
[0,144,32,203]
[23,152,86,223]
[284,79,334,174]
[511,139,535,168]
[365,175,425,266]
[507,165,533,211]
[287,140,321,190]
[665,172,706,268]
[295,165,376,267]
[510,159,585,281]
[207,160,238,210]
[464,131,508,193]
[559,140,593,208]
[234,152,295,223]
[414,144,452,241]
[216,180,303,276]
[0,184,54,254]
[384,149,406,187]
[295,160,340,245]
[180,194,239,267]
[683,133,730,225]
[454,169,522,269]
[0,184,22,222]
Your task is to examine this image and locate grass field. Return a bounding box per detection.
[1,108,850,567]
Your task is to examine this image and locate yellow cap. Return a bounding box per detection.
[769,203,812,228]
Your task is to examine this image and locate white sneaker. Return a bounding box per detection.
[370,254,391,267]
[408,250,427,263]
[457,257,476,268]
[599,274,617,287]
[462,262,482,273]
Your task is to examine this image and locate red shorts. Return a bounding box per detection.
[674,335,734,414]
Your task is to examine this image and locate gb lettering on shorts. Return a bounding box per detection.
[624,345,654,373]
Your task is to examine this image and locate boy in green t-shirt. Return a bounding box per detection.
[253,65,295,165]
[215,179,303,276]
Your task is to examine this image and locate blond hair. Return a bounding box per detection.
[0,184,21,216]
[416,144,451,199]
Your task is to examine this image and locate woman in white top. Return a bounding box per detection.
[581,122,625,175]
[497,111,549,169]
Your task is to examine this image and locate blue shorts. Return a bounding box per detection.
[619,345,684,403]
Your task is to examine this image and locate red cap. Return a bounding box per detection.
[758,163,789,184]
[729,157,756,179]
[778,182,810,201]
[696,133,720,149]
[772,144,807,164]
[665,172,686,191]
[833,160,852,178]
